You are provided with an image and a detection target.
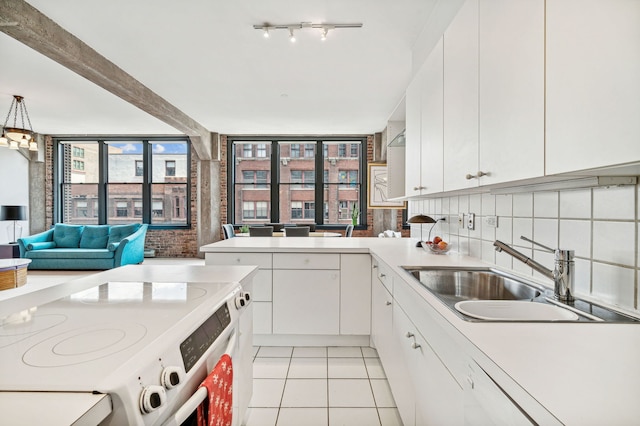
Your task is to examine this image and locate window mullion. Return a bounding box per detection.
[142,141,151,224]
[98,141,108,224]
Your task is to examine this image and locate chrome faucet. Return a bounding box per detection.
[494,237,575,303]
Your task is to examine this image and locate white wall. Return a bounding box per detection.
[0,150,30,243]
[410,184,640,314]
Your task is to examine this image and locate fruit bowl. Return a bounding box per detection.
[421,241,451,254]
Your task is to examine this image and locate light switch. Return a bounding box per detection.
[467,213,475,230]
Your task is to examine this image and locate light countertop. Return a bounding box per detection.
[202,237,640,425]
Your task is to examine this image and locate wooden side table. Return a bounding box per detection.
[0,243,20,259]
[0,259,32,290]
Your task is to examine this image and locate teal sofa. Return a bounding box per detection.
[18,223,148,270]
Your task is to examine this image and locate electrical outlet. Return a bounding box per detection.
[458,213,465,229]
[467,213,475,230]
[485,215,498,228]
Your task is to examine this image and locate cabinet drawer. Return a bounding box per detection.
[206,252,272,269]
[253,302,272,334]
[273,253,339,270]
[374,260,393,293]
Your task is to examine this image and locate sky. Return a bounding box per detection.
[111,142,188,154]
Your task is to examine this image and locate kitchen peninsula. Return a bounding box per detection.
[202,237,640,425]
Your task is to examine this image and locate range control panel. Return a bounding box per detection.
[179,303,231,373]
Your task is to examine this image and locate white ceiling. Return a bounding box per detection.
[0,0,436,137]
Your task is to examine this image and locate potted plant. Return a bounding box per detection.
[351,204,359,226]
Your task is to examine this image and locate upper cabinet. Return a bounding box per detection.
[405,38,444,196]
[443,0,479,191]
[478,0,545,185]
[545,0,640,175]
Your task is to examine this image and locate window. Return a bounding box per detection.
[229,137,365,226]
[243,144,253,158]
[242,201,269,219]
[73,160,85,171]
[55,138,190,227]
[165,160,176,177]
[116,201,128,217]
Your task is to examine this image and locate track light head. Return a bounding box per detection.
[263,27,270,38]
[288,27,296,42]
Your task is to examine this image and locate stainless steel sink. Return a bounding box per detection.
[404,268,542,302]
[400,266,640,323]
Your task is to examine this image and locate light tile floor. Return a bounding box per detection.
[246,346,403,426]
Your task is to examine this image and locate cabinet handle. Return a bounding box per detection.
[413,185,426,191]
[379,273,386,278]
[405,331,414,338]
[385,301,392,306]
[373,264,378,269]
[465,171,488,180]
[411,342,421,350]
[466,376,474,389]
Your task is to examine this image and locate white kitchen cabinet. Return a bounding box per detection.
[339,254,371,335]
[464,361,534,425]
[404,63,427,197]
[394,304,463,426]
[404,37,444,196]
[545,0,640,174]
[443,0,479,191]
[478,0,545,185]
[420,37,445,194]
[272,269,340,334]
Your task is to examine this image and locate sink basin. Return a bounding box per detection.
[455,300,580,321]
[403,267,542,302]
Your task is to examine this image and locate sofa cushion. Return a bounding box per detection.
[80,225,111,249]
[107,223,141,246]
[53,224,84,248]
[27,241,57,251]
[26,248,115,259]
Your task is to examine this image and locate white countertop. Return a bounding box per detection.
[202,237,640,425]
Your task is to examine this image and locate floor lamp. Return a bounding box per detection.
[0,205,27,243]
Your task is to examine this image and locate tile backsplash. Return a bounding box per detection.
[410,185,639,312]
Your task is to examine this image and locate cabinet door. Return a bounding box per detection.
[340,254,371,335]
[421,37,445,194]
[546,0,640,174]
[371,268,393,360]
[444,0,479,191]
[405,65,425,197]
[464,361,534,425]
[478,0,544,184]
[395,304,463,426]
[389,305,416,426]
[272,270,339,334]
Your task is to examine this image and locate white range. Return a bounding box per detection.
[0,264,257,426]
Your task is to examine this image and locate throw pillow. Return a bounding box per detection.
[53,224,84,248]
[107,223,141,246]
[79,225,111,249]
[27,241,57,250]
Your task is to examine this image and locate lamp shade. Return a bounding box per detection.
[0,205,27,221]
[407,214,436,224]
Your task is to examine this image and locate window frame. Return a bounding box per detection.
[227,136,367,230]
[53,136,191,229]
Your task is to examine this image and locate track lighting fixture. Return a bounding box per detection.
[253,22,362,42]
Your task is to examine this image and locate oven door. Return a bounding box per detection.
[162,328,240,426]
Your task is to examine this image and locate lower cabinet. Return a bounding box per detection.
[273,269,340,334]
[464,361,534,425]
[393,301,463,426]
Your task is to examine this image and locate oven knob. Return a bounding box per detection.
[235,296,246,309]
[243,291,251,302]
[139,385,166,414]
[161,366,182,389]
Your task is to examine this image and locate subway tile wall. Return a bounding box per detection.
[409,185,639,313]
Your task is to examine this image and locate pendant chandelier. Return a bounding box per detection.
[0,95,38,152]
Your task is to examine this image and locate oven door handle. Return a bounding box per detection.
[162,330,237,426]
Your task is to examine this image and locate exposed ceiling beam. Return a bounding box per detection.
[0,0,213,160]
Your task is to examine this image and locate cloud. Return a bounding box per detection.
[153,144,166,154]
[121,143,139,152]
